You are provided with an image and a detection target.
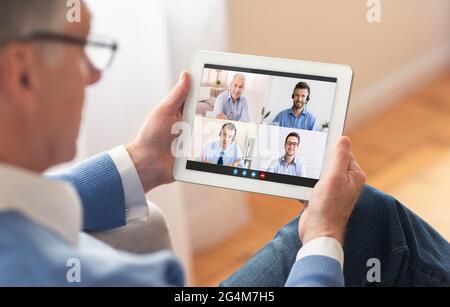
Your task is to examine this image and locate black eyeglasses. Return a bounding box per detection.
[286,141,299,147]
[24,32,119,71]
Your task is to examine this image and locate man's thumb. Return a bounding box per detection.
[330,136,351,173]
[164,70,190,108]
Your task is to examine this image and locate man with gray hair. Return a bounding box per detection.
[212,73,250,122]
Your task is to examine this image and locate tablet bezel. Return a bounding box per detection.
[173,51,353,200]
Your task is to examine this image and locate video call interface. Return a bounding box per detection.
[186,64,337,187]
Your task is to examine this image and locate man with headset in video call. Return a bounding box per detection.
[201,122,244,167]
[273,81,318,131]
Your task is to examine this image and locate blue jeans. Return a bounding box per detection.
[221,186,450,287]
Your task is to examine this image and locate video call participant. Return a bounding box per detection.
[202,122,244,167]
[212,73,250,122]
[272,81,317,130]
[267,132,306,177]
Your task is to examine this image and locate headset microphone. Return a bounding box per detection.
[219,123,237,142]
[292,82,311,102]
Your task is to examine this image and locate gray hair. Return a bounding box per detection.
[0,0,65,47]
[232,73,246,84]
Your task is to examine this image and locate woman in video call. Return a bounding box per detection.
[267,132,307,177]
[201,123,245,167]
[272,82,317,131]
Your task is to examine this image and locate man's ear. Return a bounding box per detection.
[0,43,41,110]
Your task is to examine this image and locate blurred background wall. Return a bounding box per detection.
[227,0,450,128]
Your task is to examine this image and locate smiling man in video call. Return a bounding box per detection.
[0,0,449,287]
[201,122,244,167]
[212,73,250,122]
[267,132,306,177]
[273,81,317,131]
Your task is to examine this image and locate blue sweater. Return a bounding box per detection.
[0,152,343,286]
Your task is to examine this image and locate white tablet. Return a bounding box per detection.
[173,51,353,200]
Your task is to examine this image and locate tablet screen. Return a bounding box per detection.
[186,64,337,187]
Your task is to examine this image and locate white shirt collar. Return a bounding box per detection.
[227,90,241,103]
[0,162,82,245]
[281,155,298,166]
[215,141,234,154]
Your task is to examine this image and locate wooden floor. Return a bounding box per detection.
[192,70,450,286]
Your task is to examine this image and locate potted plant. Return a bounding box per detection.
[210,80,223,97]
[260,107,271,124]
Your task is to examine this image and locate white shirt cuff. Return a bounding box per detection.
[108,146,149,221]
[296,237,344,270]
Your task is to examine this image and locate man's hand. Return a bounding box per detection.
[216,113,228,120]
[231,160,241,167]
[299,136,366,246]
[126,71,190,193]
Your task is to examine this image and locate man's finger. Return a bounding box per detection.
[348,153,366,186]
[163,70,191,109]
[330,136,351,173]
